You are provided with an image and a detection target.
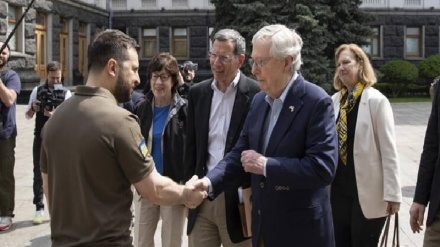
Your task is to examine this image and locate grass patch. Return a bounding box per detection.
[389,97,431,103]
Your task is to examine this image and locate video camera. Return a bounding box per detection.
[178,61,198,72]
[37,86,65,112]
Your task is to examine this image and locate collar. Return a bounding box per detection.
[211,70,241,91]
[265,71,298,104]
[75,85,118,105]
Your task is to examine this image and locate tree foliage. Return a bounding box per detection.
[210,0,374,92]
[418,54,440,83]
[380,60,418,97]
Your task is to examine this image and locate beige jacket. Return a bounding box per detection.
[332,86,402,219]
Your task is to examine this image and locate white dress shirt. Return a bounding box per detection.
[206,71,240,172]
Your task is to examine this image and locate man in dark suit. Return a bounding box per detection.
[184,29,260,247]
[191,24,338,247]
[410,72,440,247]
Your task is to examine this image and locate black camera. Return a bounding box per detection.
[178,61,198,72]
[37,88,65,112]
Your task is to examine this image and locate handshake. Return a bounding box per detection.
[182,175,210,209]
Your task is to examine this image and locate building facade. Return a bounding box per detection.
[1,0,108,94]
[361,0,440,69]
[2,0,440,95]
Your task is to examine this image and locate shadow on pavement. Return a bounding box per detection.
[0,220,50,233]
[25,234,51,247]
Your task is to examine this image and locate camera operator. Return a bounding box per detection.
[178,60,198,99]
[0,42,21,231]
[25,61,71,225]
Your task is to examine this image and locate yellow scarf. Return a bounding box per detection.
[337,82,365,165]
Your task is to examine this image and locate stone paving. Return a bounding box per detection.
[0,102,433,246]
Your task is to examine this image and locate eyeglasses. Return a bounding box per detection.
[151,74,170,81]
[248,58,272,69]
[209,52,234,63]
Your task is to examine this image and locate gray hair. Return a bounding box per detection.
[212,29,246,55]
[252,24,303,71]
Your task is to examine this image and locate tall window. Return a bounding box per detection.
[35,12,47,80]
[142,28,157,58]
[362,27,381,58]
[142,0,156,7]
[78,22,87,77]
[7,6,19,51]
[111,0,127,9]
[406,27,423,58]
[172,0,188,7]
[172,28,187,57]
[60,19,70,80]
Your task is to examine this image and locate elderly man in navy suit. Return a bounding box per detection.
[191,24,338,247]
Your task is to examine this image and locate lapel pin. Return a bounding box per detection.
[289,106,294,112]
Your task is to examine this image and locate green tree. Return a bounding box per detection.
[418,54,440,83]
[211,0,373,92]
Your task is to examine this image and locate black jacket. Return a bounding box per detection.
[184,73,260,243]
[414,79,440,226]
[135,91,187,183]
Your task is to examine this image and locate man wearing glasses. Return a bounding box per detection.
[189,24,338,247]
[184,29,260,247]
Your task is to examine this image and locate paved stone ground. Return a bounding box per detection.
[0,102,433,246]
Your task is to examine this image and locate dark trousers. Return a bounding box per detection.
[331,185,387,247]
[0,137,16,217]
[33,136,44,211]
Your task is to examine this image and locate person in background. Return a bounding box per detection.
[184,29,260,247]
[133,52,188,247]
[331,43,401,247]
[0,42,21,231]
[178,60,197,99]
[25,61,72,225]
[40,29,206,246]
[120,90,145,113]
[410,64,440,247]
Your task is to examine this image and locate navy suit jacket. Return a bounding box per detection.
[207,75,338,247]
[184,73,260,243]
[414,82,440,226]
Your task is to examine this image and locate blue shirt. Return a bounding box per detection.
[152,105,170,174]
[0,69,21,139]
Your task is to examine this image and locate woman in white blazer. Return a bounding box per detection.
[330,44,402,247]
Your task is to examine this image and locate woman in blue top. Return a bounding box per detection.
[134,53,187,247]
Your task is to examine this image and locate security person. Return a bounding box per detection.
[25,61,71,225]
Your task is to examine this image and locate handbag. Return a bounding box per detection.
[380,213,400,247]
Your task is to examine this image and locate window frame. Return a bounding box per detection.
[172,27,188,58]
[405,26,424,59]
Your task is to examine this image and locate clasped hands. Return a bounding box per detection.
[184,150,267,208]
[183,175,207,209]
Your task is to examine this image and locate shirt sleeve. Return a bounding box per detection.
[114,114,155,184]
[25,86,38,119]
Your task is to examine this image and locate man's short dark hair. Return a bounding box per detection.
[87,29,139,72]
[47,61,62,72]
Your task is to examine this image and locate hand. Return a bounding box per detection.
[409,202,425,233]
[177,72,185,86]
[241,150,267,175]
[386,201,400,215]
[185,175,209,192]
[183,184,207,209]
[32,100,41,112]
[44,108,54,117]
